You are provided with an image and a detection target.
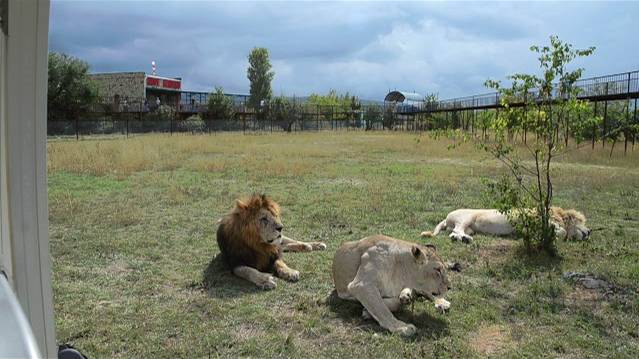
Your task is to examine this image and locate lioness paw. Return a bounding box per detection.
[393,324,417,337]
[399,289,413,305]
[258,276,277,290]
[434,298,451,313]
[312,242,327,251]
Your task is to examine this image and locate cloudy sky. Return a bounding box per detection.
[49,1,639,101]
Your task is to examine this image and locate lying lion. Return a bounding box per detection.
[332,235,451,336]
[216,194,326,290]
[421,207,591,243]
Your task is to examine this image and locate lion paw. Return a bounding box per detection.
[258,276,277,290]
[280,269,300,282]
[434,298,450,313]
[311,242,327,251]
[392,323,417,337]
[461,235,473,244]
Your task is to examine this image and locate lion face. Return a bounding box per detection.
[257,208,284,245]
[552,207,591,241]
[228,194,283,246]
[411,246,450,299]
[564,213,591,241]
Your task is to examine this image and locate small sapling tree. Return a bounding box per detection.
[477,36,596,255]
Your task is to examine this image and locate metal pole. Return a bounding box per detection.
[603,100,608,148]
[625,99,630,155]
[592,101,597,149]
[331,106,334,130]
[602,83,608,147]
[633,98,637,150]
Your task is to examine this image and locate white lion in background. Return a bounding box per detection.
[421,207,591,243]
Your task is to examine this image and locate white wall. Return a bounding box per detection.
[0,2,10,279]
[2,0,55,357]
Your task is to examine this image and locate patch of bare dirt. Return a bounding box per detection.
[233,324,266,341]
[566,286,603,306]
[317,178,366,187]
[469,324,511,356]
[105,259,131,275]
[479,240,515,263]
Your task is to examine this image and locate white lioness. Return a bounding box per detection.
[421,206,591,243]
[332,235,451,337]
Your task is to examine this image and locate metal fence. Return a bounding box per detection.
[48,70,639,139]
[46,114,433,138]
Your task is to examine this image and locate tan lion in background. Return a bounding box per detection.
[421,206,591,243]
[332,235,451,336]
[216,194,326,290]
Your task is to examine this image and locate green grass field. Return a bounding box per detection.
[48,132,639,358]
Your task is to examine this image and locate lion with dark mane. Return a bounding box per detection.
[216,194,326,290]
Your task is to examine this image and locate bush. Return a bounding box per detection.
[382,106,395,130]
[265,96,300,132]
[207,87,235,121]
[177,115,206,133]
[363,104,382,130]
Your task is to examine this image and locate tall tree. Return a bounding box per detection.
[47,52,99,120]
[247,47,274,110]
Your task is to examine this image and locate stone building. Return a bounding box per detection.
[89,71,182,110]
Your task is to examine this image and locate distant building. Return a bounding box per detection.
[384,90,424,113]
[89,71,182,109]
[384,91,424,105]
[89,71,249,112]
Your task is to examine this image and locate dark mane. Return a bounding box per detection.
[216,194,282,272]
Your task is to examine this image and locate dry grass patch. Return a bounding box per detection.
[566,287,603,305]
[469,324,511,356]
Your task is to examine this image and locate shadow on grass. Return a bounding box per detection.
[200,254,264,298]
[323,290,450,340]
[492,245,564,280]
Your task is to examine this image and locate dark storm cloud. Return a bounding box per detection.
[49,0,639,100]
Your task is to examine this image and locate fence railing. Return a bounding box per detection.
[47,116,435,138]
[403,70,639,113]
[48,70,639,139]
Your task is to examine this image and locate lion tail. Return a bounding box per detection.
[421,219,447,238]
